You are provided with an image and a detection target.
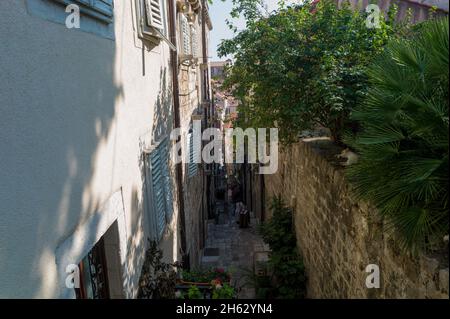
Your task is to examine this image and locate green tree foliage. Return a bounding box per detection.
[346,17,449,253]
[218,0,404,143]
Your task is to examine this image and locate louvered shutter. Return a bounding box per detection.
[181,14,191,56]
[90,0,114,18]
[55,0,114,22]
[191,26,198,58]
[144,155,158,240]
[150,143,166,239]
[188,132,198,177]
[144,0,163,30]
[161,140,173,221]
[145,139,174,241]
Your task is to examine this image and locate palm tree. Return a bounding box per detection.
[346,17,449,253]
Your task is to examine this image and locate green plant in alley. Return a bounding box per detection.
[182,268,231,284]
[218,0,405,143]
[212,283,236,299]
[346,17,449,253]
[138,240,182,299]
[187,285,203,299]
[258,196,306,298]
[241,267,275,299]
[259,196,297,256]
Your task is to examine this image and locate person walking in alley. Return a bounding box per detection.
[227,177,240,225]
[235,201,250,228]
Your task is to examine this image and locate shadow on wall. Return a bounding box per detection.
[125,67,177,296]
[0,0,153,298]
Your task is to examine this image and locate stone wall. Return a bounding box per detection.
[264,138,449,299]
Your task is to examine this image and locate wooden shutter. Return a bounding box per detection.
[144,0,163,30]
[145,139,173,241]
[150,144,166,239]
[161,140,173,222]
[188,132,198,177]
[91,0,114,18]
[191,26,199,58]
[181,14,191,56]
[59,0,114,22]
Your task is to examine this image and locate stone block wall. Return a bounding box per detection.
[264,138,449,299]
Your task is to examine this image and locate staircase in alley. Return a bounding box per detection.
[201,173,270,299]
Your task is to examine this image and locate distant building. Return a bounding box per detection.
[210,59,232,78]
[338,0,448,23]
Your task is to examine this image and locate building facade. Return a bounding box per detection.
[339,0,449,22]
[0,0,212,298]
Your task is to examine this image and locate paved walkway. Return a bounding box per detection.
[201,205,270,299]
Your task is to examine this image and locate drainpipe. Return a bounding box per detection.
[168,0,187,258]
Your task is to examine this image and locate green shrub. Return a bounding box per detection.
[212,284,235,299]
[258,197,307,298]
[259,196,297,255]
[187,285,203,299]
[182,268,231,284]
[347,17,449,253]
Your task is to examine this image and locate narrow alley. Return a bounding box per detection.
[200,172,270,299]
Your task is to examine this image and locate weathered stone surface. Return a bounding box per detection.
[264,138,449,299]
[439,268,449,294]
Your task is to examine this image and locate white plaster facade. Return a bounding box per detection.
[0,0,212,298]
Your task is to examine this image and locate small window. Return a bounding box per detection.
[75,237,110,299]
[144,139,173,241]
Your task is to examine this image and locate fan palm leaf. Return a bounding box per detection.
[346,17,449,252]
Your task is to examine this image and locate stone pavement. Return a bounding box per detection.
[201,208,270,299]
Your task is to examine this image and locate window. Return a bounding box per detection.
[144,139,173,241]
[27,0,115,39]
[75,237,110,299]
[135,0,176,50]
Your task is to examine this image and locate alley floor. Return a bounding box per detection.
[201,199,270,299]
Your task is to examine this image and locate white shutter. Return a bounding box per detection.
[181,14,191,56]
[191,26,198,58]
[144,0,163,30]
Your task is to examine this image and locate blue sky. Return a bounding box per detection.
[208,0,288,61]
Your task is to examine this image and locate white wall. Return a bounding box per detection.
[0,0,179,298]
